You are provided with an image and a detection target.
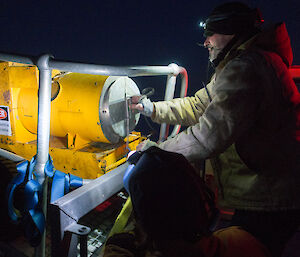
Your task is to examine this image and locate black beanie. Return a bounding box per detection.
[125,147,217,241]
[203,2,263,37]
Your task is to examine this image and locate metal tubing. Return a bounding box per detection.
[0,53,186,79]
[0,53,34,65]
[290,66,300,79]
[35,54,52,183]
[48,59,176,77]
[159,74,177,142]
[128,66,180,77]
[34,54,53,257]
[35,178,48,257]
[168,67,188,138]
[159,65,188,141]
[0,148,25,162]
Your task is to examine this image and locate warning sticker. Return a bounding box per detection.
[0,106,12,136]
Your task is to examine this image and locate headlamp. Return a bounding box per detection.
[199,20,215,37]
[199,21,206,29]
[199,5,264,38]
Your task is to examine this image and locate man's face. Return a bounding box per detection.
[204,33,235,62]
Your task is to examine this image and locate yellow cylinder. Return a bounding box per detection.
[18,73,140,144]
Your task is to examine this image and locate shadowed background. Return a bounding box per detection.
[0,0,299,137]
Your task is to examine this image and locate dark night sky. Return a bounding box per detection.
[0,0,299,136]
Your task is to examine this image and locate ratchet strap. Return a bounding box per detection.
[7,155,50,246]
[50,169,83,203]
[107,197,133,238]
[7,155,83,246]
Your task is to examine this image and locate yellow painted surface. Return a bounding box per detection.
[0,132,144,179]
[0,62,144,179]
[18,72,110,143]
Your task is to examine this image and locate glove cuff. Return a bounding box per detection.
[140,97,154,117]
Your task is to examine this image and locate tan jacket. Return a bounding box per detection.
[152,23,300,210]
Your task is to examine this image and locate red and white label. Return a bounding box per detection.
[0,106,12,136]
[0,108,7,119]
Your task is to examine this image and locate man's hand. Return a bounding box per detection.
[129,95,144,112]
[129,96,154,117]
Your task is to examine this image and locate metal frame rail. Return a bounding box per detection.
[50,162,129,257]
[0,53,188,257]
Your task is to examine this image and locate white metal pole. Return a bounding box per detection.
[34,54,52,257]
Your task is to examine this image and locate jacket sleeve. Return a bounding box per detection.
[158,56,263,162]
[152,79,214,126]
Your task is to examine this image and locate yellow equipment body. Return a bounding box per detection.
[0,61,144,179]
[18,73,109,143]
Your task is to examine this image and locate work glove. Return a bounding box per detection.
[136,139,159,152]
[140,97,154,117]
[130,96,154,117]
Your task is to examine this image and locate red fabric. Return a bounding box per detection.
[256,23,293,67]
[196,226,271,257]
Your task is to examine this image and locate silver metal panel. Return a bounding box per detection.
[0,148,25,162]
[99,77,140,143]
[52,162,129,222]
[50,162,128,257]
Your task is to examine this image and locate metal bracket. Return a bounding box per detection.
[66,223,91,257]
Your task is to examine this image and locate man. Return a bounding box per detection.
[104,147,271,257]
[130,2,300,256]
